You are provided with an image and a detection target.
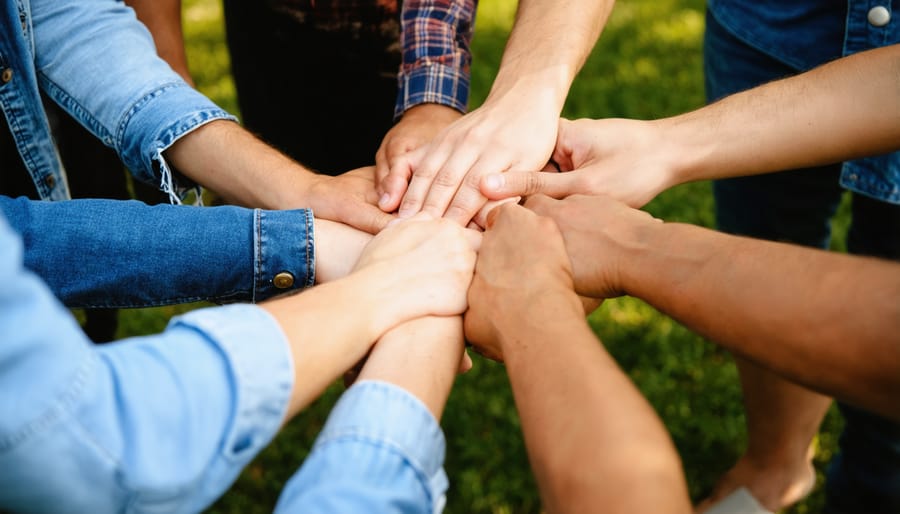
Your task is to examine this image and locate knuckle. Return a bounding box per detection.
[433,170,461,188]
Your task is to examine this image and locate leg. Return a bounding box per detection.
[699,11,844,510]
[823,194,900,514]
[223,0,400,175]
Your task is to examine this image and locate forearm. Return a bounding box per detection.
[662,45,900,184]
[489,0,613,108]
[396,0,475,116]
[261,268,401,417]
[622,221,900,419]
[357,316,464,419]
[164,119,315,209]
[499,289,689,514]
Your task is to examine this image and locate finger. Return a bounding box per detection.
[411,146,480,219]
[375,144,390,196]
[484,200,519,230]
[552,118,578,171]
[458,349,473,374]
[462,227,483,251]
[379,151,419,213]
[471,197,520,229]
[481,170,578,200]
[348,204,398,234]
[442,153,510,225]
[396,145,451,217]
[522,194,558,215]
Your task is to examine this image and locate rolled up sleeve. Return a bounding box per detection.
[275,380,448,514]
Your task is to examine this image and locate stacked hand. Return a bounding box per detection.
[376,92,560,226]
[480,118,678,208]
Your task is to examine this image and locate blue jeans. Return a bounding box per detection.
[705,10,900,513]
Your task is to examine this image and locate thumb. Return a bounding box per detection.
[352,204,397,234]
[480,171,577,200]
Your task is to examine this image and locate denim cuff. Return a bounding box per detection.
[116,82,237,201]
[395,63,469,118]
[253,208,316,301]
[316,380,448,501]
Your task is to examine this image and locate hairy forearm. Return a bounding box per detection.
[662,45,900,184]
[499,289,689,514]
[357,316,464,419]
[164,120,315,209]
[490,0,613,107]
[622,222,900,420]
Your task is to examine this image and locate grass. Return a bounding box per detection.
[112,0,848,512]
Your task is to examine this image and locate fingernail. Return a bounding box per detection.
[484,174,503,191]
[379,193,391,208]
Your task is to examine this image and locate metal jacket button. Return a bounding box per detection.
[1,68,12,83]
[273,271,295,289]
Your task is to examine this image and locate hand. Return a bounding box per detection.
[354,213,482,322]
[523,194,661,299]
[375,104,463,208]
[297,166,397,234]
[480,118,679,208]
[380,88,560,225]
[464,203,577,361]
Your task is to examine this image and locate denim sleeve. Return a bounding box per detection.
[0,216,294,513]
[275,380,448,514]
[28,0,236,201]
[395,0,476,118]
[0,196,315,308]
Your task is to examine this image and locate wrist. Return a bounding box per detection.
[486,68,570,115]
[652,114,718,187]
[614,217,667,299]
[493,284,584,348]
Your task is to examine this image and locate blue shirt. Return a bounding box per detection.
[0,0,235,203]
[707,0,900,203]
[0,216,447,513]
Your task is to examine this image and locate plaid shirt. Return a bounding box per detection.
[396,0,476,117]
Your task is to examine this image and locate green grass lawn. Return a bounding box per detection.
[114,1,848,511]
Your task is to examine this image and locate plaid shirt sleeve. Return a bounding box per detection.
[394,0,477,118]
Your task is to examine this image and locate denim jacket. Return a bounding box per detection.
[708,0,900,203]
[0,0,235,203]
[0,196,316,307]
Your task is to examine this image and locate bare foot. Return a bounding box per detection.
[695,452,816,513]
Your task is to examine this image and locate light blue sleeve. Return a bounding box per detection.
[275,380,449,514]
[28,0,236,198]
[0,217,294,514]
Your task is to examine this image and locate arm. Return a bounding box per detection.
[163,122,395,232]
[0,195,368,307]
[125,0,193,84]
[0,213,476,512]
[481,44,900,206]
[464,203,691,514]
[274,317,464,513]
[31,0,391,232]
[526,194,900,421]
[380,0,614,225]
